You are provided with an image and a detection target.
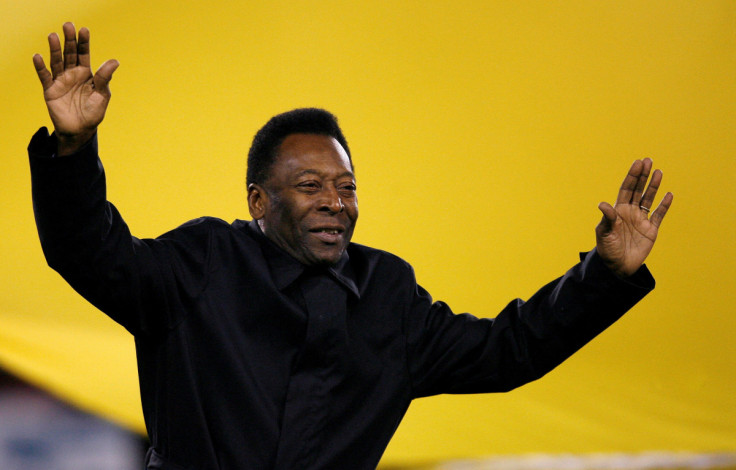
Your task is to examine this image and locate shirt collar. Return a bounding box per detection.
[247,220,360,299]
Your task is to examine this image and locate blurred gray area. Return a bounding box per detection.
[0,369,145,470]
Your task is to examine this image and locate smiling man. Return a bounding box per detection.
[247,128,359,267]
[29,24,672,470]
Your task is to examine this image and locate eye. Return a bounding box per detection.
[297,181,320,192]
[338,183,357,196]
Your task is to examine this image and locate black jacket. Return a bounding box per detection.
[29,127,654,469]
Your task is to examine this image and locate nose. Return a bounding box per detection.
[319,186,344,214]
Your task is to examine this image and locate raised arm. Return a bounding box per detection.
[406,159,673,397]
[29,24,208,336]
[33,22,119,155]
[596,158,673,277]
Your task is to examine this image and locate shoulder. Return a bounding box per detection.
[144,218,263,272]
[348,242,411,267]
[157,217,248,238]
[153,217,257,252]
[347,242,416,284]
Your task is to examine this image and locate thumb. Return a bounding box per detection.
[596,201,617,234]
[93,59,119,94]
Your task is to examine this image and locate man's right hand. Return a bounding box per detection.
[33,22,119,156]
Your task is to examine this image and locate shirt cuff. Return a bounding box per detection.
[28,127,98,160]
[580,247,655,291]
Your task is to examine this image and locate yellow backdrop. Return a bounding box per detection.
[1,0,734,466]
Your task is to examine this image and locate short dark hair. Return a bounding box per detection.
[246,108,352,186]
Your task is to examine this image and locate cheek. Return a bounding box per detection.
[274,202,311,235]
[347,203,359,223]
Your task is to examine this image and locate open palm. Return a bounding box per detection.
[596,158,673,277]
[33,23,118,152]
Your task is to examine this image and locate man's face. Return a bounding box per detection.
[250,133,358,266]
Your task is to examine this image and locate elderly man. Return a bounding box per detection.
[29,23,672,469]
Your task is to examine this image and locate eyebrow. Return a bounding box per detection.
[294,169,355,180]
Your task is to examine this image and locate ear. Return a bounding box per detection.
[247,183,268,220]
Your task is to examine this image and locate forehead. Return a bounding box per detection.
[271,133,353,179]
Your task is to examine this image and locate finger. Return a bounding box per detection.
[597,201,618,234]
[639,168,662,212]
[93,59,120,93]
[33,54,54,90]
[649,192,673,228]
[77,27,90,68]
[632,158,652,205]
[615,159,643,205]
[48,32,63,78]
[62,22,78,69]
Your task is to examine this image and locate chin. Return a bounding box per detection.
[307,249,344,267]
[311,256,341,267]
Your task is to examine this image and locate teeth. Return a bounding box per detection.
[320,229,338,234]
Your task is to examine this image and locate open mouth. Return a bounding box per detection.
[309,227,344,243]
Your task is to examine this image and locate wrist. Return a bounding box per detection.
[602,259,636,279]
[56,130,95,156]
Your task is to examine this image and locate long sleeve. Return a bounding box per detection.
[405,248,655,398]
[29,128,210,336]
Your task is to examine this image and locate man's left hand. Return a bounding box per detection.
[596,158,673,278]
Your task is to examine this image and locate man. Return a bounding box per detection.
[30,23,672,469]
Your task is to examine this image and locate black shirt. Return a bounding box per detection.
[29,127,655,469]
